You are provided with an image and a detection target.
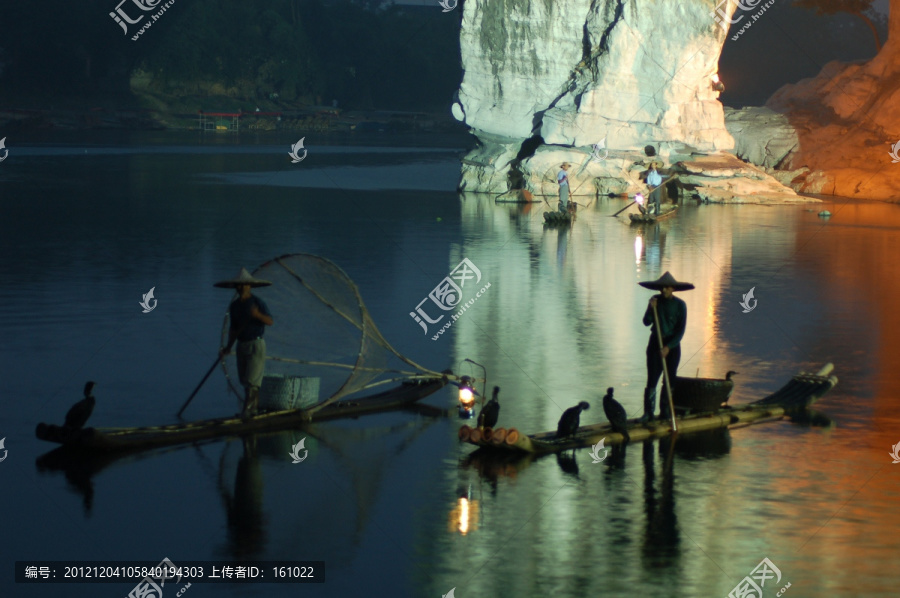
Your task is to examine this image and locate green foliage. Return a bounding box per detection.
[0,0,462,111]
[140,0,319,101]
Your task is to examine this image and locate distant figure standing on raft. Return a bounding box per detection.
[216,268,274,420]
[646,162,664,215]
[638,272,694,423]
[557,162,571,213]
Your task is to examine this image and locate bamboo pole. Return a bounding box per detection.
[652,302,678,432]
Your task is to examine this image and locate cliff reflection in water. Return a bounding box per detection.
[424,193,894,596]
[451,192,755,433]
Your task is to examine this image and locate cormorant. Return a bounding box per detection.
[64,381,96,429]
[557,401,590,439]
[602,387,630,443]
[723,371,738,404]
[477,386,501,428]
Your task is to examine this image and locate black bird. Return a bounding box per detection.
[557,401,590,439]
[602,387,630,443]
[477,386,501,428]
[723,371,739,404]
[64,381,96,429]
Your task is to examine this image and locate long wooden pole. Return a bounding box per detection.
[177,357,222,418]
[609,174,678,217]
[611,200,638,217]
[651,302,678,432]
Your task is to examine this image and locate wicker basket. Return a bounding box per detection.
[260,375,320,411]
[672,376,733,414]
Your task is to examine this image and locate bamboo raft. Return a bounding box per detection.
[543,211,573,224]
[36,376,449,453]
[630,205,678,224]
[459,364,837,454]
[544,202,577,225]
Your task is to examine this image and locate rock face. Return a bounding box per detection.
[453,0,810,203]
[724,107,799,170]
[725,50,900,200]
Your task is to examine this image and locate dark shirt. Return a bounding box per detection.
[229,296,272,342]
[643,294,687,349]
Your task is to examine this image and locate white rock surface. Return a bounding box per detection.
[451,0,815,202]
[676,154,815,204]
[457,0,734,152]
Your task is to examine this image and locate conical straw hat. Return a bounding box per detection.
[637,271,695,291]
[214,267,272,288]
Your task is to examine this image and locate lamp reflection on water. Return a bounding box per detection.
[635,235,643,266]
[448,485,479,535]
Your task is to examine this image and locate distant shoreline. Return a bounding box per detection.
[0,104,463,135]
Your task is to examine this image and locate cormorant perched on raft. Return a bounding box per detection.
[602,387,630,442]
[723,371,738,404]
[477,386,501,428]
[64,381,96,429]
[557,401,590,439]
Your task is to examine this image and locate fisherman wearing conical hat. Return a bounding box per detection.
[638,272,694,423]
[645,162,665,216]
[557,162,571,213]
[216,268,274,420]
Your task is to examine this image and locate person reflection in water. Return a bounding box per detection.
[219,436,267,560]
[642,438,680,564]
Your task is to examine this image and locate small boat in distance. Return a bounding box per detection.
[630,205,678,224]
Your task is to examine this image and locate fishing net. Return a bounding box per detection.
[220,254,444,414]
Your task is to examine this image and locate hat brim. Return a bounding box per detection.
[638,281,695,291]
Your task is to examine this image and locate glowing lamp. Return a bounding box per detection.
[458,375,476,418]
[711,73,725,93]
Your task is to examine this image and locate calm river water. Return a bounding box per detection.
[1,131,898,598]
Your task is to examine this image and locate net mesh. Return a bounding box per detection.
[221,254,443,414]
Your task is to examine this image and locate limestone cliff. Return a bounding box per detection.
[454,0,809,203]
[726,52,900,201]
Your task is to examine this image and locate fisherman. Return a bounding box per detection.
[638,272,694,423]
[646,162,664,215]
[557,162,571,213]
[216,268,274,419]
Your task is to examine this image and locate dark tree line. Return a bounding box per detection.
[0,0,462,111]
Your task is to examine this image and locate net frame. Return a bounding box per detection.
[220,253,446,415]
